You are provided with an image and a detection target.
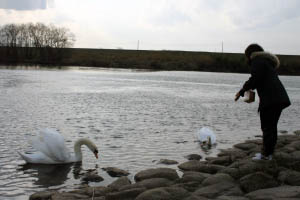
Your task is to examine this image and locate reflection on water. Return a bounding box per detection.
[0,66,299,199]
[18,163,75,187]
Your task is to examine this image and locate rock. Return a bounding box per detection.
[178,160,225,174]
[136,186,190,200]
[294,130,300,136]
[246,186,300,200]
[85,186,114,197]
[51,192,90,200]
[201,173,235,186]
[278,170,300,185]
[239,172,279,193]
[179,171,211,183]
[206,156,231,166]
[216,196,249,200]
[134,168,179,182]
[108,176,131,190]
[81,172,104,182]
[218,149,247,162]
[233,143,257,151]
[106,188,147,200]
[288,141,300,151]
[219,167,240,180]
[193,181,243,199]
[119,178,173,191]
[183,195,211,200]
[280,130,288,134]
[185,154,202,161]
[158,159,178,165]
[29,191,58,200]
[102,167,130,177]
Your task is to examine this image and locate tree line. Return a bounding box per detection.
[0,23,75,64]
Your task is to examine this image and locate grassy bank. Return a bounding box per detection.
[1,47,300,75]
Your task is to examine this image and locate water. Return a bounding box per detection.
[0,66,299,199]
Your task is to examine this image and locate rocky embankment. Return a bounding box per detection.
[30,133,300,200]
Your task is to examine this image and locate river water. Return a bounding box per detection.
[0,66,299,199]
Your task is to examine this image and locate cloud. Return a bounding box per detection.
[0,0,54,10]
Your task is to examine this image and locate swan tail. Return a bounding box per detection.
[18,151,32,163]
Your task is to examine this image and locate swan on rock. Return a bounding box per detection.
[18,128,99,164]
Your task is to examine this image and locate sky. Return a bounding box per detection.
[0,0,300,55]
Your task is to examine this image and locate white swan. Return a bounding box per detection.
[196,127,216,147]
[18,128,99,164]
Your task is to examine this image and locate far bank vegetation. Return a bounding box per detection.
[0,23,75,64]
[0,23,299,75]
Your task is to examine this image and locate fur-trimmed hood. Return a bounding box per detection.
[251,51,280,69]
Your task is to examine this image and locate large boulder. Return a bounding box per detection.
[245,186,300,200]
[178,161,225,174]
[185,154,202,161]
[192,181,243,199]
[120,178,173,191]
[108,176,132,190]
[135,186,190,200]
[278,170,300,186]
[179,171,211,183]
[239,172,279,193]
[102,167,130,177]
[105,188,146,200]
[201,173,235,186]
[134,168,179,182]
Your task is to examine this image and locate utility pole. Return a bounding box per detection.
[222,41,223,53]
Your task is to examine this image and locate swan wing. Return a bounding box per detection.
[18,151,58,164]
[197,127,216,144]
[30,128,71,162]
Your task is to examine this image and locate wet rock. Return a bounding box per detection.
[136,186,189,200]
[185,154,202,161]
[29,191,58,200]
[216,196,249,200]
[84,186,114,197]
[106,187,147,200]
[245,186,300,200]
[81,172,104,182]
[108,176,131,190]
[183,195,211,200]
[102,167,130,177]
[239,172,279,193]
[278,169,300,185]
[288,141,300,151]
[193,181,243,199]
[134,168,179,182]
[120,178,173,191]
[294,130,300,136]
[201,173,235,186]
[178,171,211,183]
[51,192,90,200]
[178,160,225,174]
[217,149,247,161]
[219,167,240,180]
[158,159,178,165]
[206,156,231,166]
[234,143,257,151]
[280,130,288,134]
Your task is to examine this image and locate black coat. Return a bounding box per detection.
[239,52,291,110]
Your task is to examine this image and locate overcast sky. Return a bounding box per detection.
[0,0,299,55]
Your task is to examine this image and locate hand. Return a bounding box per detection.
[235,92,241,101]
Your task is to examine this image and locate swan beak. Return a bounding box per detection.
[94,152,99,159]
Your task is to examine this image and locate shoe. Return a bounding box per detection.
[252,153,272,161]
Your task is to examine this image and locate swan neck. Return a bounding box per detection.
[74,139,84,161]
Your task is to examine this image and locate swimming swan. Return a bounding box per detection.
[196,127,216,147]
[18,128,99,164]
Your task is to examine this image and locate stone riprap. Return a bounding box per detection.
[29,134,300,200]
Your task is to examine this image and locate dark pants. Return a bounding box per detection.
[260,106,283,156]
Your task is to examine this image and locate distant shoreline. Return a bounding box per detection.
[1,47,300,75]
